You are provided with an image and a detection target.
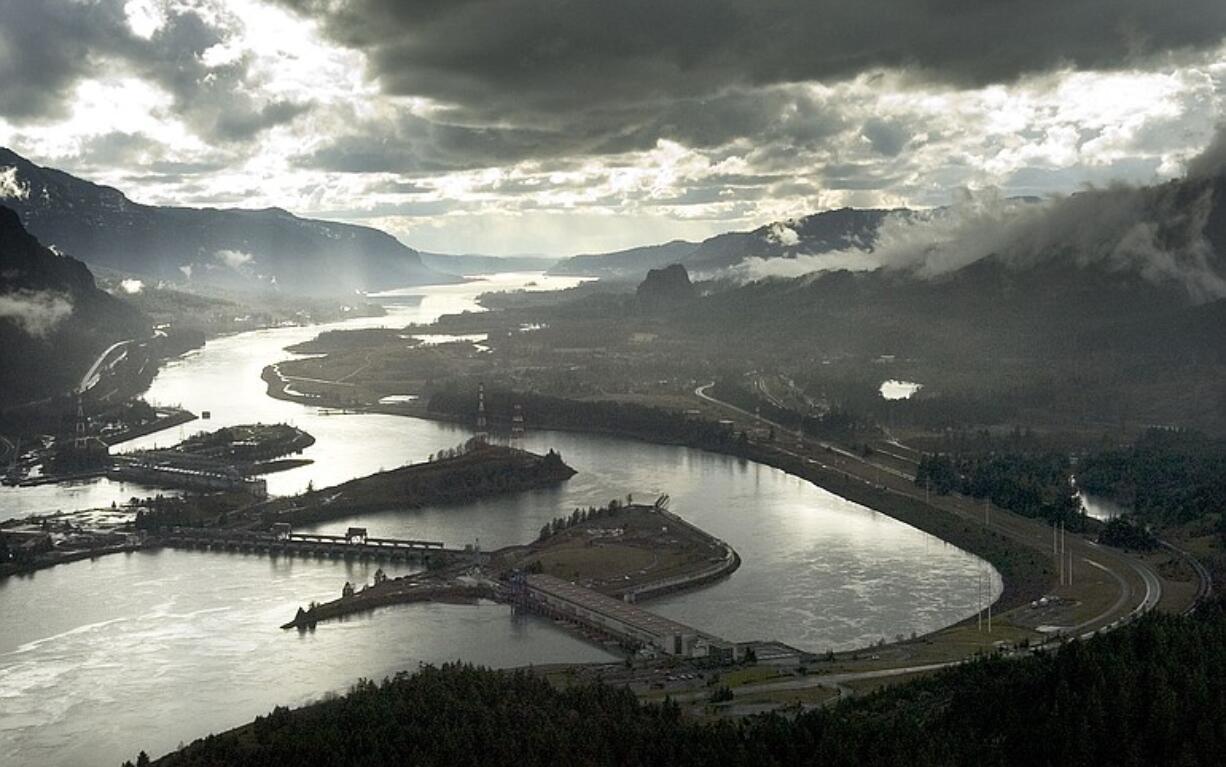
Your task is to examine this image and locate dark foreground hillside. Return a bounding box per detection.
[147,600,1226,767]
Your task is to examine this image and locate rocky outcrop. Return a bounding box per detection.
[636,263,696,311]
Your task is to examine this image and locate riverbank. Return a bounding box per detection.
[265,371,1036,616]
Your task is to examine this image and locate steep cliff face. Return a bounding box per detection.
[0,205,147,405]
[0,148,457,296]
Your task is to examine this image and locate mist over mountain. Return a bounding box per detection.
[684,158,1226,361]
[735,178,1226,304]
[547,208,895,281]
[552,127,1226,304]
[0,148,456,297]
[548,209,892,281]
[0,205,147,405]
[687,208,896,275]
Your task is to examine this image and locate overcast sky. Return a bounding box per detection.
[1,0,1225,256]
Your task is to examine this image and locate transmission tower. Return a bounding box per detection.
[475,382,488,442]
[74,395,88,450]
[511,402,525,440]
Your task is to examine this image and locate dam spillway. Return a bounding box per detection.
[155,527,459,563]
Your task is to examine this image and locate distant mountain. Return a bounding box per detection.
[0,148,456,296]
[548,240,699,278]
[0,205,148,405]
[419,252,559,276]
[548,208,894,280]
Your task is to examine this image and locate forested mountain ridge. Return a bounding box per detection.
[0,205,147,405]
[0,148,456,296]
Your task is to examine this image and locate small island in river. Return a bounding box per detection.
[255,439,576,524]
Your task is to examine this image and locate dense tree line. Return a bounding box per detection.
[1098,517,1159,551]
[134,495,222,531]
[177,423,313,461]
[537,498,632,541]
[428,384,740,451]
[148,599,1226,766]
[1079,429,1226,525]
[281,443,575,523]
[915,452,1086,529]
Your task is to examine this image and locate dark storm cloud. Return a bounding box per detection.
[861,119,910,157]
[0,0,131,120]
[301,114,576,173]
[212,99,313,142]
[0,0,309,142]
[277,0,1226,122]
[298,86,845,172]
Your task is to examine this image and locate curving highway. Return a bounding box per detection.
[692,380,1185,643]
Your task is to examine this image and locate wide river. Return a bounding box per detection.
[0,273,1001,766]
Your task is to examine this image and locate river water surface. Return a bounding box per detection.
[0,273,1001,766]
